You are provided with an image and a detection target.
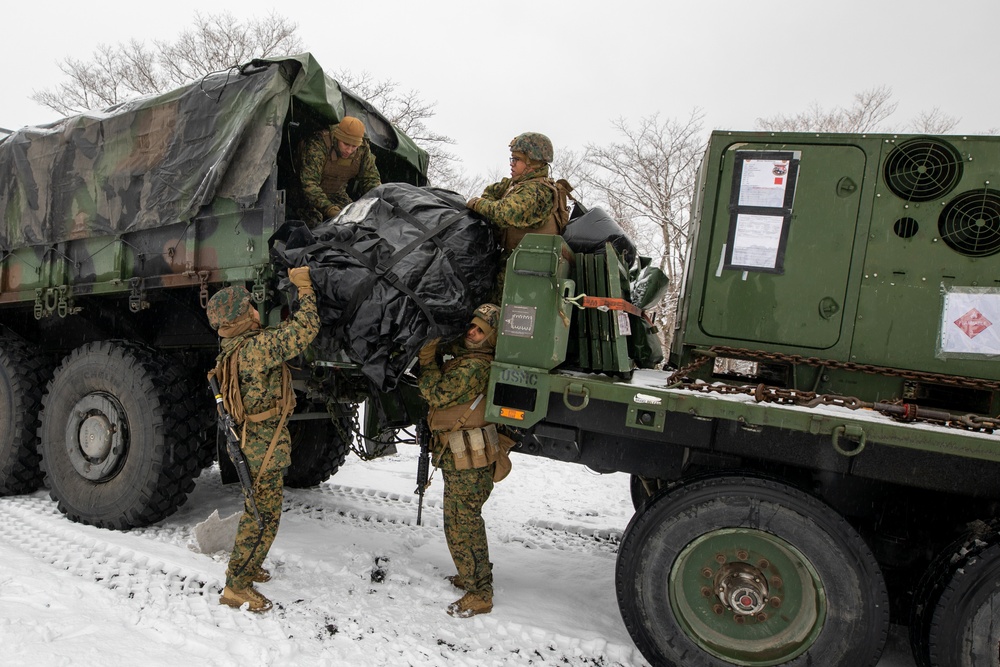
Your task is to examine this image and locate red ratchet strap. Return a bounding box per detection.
[576,296,651,324]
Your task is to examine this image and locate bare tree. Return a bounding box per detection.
[909,107,960,134]
[755,85,898,133]
[584,110,704,276]
[755,85,969,136]
[157,12,301,88]
[31,12,302,116]
[30,15,456,188]
[582,110,706,341]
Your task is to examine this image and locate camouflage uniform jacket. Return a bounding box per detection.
[418,342,492,450]
[300,129,381,218]
[217,293,320,471]
[469,164,557,250]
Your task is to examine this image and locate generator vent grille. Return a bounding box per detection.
[883,138,963,202]
[938,189,1000,257]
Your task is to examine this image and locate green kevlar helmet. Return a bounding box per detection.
[509,132,553,164]
[472,303,501,340]
[206,285,251,330]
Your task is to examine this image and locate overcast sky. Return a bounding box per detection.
[3,0,997,179]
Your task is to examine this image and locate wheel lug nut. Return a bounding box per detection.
[770,596,782,608]
[758,559,770,569]
[700,587,712,598]
[736,550,749,560]
[713,604,725,615]
[715,554,726,564]
[756,613,768,622]
[701,567,714,578]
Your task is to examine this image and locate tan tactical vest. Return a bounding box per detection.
[427,396,489,434]
[500,177,573,252]
[319,130,365,197]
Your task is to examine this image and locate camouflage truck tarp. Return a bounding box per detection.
[0,53,428,251]
[270,183,499,390]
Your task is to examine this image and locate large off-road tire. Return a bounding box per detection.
[283,417,352,488]
[616,474,889,667]
[0,336,52,495]
[911,527,1000,667]
[38,341,205,529]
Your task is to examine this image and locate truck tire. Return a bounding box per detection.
[38,341,204,529]
[0,337,51,495]
[283,418,351,488]
[923,534,1000,667]
[616,474,889,667]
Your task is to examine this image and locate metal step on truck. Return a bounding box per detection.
[477,131,1000,667]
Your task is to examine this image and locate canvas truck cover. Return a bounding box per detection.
[0,52,428,251]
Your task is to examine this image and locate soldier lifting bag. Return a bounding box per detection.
[270,184,499,391]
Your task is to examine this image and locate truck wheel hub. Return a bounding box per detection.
[66,393,128,481]
[716,562,769,615]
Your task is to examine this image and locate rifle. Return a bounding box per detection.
[208,374,263,532]
[414,419,431,526]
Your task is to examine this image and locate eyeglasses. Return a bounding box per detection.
[509,156,523,166]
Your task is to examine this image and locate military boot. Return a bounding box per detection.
[447,592,492,618]
[446,575,466,590]
[252,566,271,583]
[219,585,273,613]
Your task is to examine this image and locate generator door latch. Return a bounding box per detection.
[836,177,858,198]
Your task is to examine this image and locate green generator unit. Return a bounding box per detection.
[674,131,1000,416]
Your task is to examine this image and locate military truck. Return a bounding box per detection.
[477,132,1000,667]
[0,53,428,528]
[2,55,998,665]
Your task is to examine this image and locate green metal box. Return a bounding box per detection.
[675,131,1000,410]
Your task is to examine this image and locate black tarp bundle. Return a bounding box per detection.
[562,207,637,268]
[270,183,499,390]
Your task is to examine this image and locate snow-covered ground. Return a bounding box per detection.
[0,447,917,666]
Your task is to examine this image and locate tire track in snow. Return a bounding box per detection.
[0,495,288,637]
[288,482,623,556]
[0,492,643,666]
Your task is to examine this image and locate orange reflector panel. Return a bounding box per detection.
[499,407,525,420]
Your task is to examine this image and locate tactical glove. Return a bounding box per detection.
[466,197,481,212]
[288,266,314,297]
[324,204,341,219]
[418,337,440,367]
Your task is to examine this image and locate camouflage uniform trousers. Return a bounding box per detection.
[437,443,495,599]
[225,457,285,591]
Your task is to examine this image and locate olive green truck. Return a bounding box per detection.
[0,53,997,666]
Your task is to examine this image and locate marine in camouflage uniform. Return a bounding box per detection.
[207,267,320,612]
[467,132,570,302]
[299,116,381,227]
[417,304,501,618]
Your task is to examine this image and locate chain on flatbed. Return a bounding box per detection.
[669,347,1000,434]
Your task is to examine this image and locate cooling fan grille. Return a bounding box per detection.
[938,189,1000,257]
[883,138,963,203]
